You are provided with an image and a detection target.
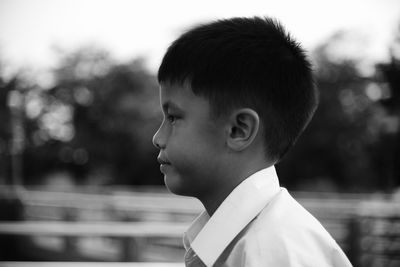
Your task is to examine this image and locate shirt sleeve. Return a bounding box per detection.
[331,246,353,267]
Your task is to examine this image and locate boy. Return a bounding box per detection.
[153,17,352,267]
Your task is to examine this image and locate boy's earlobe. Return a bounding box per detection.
[227,108,260,151]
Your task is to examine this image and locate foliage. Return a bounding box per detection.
[0,72,13,182]
[7,47,163,185]
[277,31,400,192]
[0,30,399,190]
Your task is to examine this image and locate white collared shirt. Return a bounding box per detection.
[183,166,353,267]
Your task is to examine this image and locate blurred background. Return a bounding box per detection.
[0,0,399,266]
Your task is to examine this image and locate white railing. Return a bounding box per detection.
[0,262,184,267]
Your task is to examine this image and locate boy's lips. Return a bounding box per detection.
[157,156,171,173]
[157,157,171,174]
[157,157,171,165]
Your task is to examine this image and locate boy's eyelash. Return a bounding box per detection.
[166,114,177,123]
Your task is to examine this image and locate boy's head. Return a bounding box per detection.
[158,16,318,163]
[154,16,318,198]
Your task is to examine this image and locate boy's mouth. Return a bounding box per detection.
[157,156,171,173]
[157,157,171,165]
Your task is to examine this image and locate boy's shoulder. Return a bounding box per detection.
[255,188,331,232]
[216,189,352,266]
[253,188,337,245]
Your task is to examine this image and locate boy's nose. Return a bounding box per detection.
[152,129,165,149]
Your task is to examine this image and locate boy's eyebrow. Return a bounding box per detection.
[162,101,183,112]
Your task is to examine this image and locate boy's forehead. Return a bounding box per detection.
[159,82,215,115]
[159,82,196,101]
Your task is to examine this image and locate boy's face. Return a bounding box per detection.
[153,83,227,198]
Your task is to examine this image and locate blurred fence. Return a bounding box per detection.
[0,186,399,267]
[348,201,400,267]
[0,221,187,261]
[0,263,183,267]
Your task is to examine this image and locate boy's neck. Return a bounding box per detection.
[200,160,272,216]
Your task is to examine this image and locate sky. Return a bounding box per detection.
[0,0,399,84]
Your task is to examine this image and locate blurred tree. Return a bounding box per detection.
[0,66,13,184]
[374,24,400,191]
[3,31,399,191]
[0,60,29,186]
[22,46,162,185]
[277,32,390,192]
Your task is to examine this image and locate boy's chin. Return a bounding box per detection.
[164,175,190,197]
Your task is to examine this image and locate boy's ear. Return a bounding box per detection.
[226,108,260,151]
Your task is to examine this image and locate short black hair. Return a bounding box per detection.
[158,16,318,161]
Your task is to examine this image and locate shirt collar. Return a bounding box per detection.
[183,166,280,267]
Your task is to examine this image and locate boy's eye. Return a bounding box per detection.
[167,114,177,124]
